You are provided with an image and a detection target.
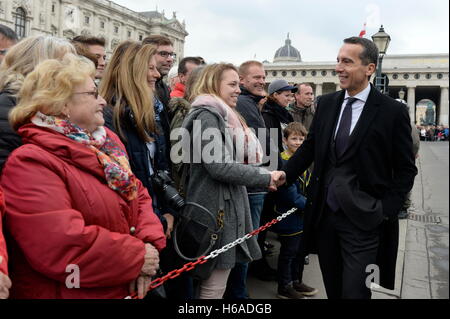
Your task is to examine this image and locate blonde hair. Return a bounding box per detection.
[190,63,238,101]
[99,41,157,142]
[0,35,76,93]
[9,54,95,131]
[238,60,263,77]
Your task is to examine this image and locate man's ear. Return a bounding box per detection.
[366,63,376,77]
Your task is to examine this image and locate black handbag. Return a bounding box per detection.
[172,201,224,280]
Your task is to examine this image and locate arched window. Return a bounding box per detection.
[14,7,27,39]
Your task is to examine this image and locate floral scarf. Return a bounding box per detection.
[31,112,138,201]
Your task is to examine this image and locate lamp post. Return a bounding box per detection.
[372,25,391,93]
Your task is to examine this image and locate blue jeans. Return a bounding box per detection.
[225,193,267,299]
[248,193,267,231]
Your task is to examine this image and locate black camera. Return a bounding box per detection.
[152,170,185,210]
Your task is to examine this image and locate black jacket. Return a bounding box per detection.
[155,78,172,160]
[262,99,294,153]
[104,104,176,231]
[0,90,20,173]
[235,87,280,193]
[283,85,417,289]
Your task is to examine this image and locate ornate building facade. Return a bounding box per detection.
[264,36,449,126]
[0,0,188,59]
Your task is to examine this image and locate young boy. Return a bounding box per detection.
[272,122,318,299]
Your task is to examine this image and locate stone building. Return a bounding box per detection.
[264,35,449,126]
[0,0,188,60]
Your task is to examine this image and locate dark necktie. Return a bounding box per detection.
[335,97,358,158]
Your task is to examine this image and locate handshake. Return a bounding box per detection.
[268,170,287,192]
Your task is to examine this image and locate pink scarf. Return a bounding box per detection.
[192,94,263,164]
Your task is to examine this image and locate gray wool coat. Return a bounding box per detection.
[180,105,271,270]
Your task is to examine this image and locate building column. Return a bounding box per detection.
[315,83,323,97]
[407,86,416,124]
[440,86,449,126]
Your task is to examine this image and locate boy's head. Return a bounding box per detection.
[283,122,308,154]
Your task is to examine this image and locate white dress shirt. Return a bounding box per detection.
[334,84,371,138]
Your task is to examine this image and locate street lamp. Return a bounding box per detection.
[372,25,391,93]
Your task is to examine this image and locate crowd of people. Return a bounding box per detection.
[0,23,418,300]
[418,125,449,141]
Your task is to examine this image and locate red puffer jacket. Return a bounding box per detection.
[0,187,7,275]
[0,124,166,299]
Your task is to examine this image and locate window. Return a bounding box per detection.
[114,26,119,34]
[321,70,327,76]
[393,73,398,80]
[311,70,317,76]
[414,73,420,79]
[332,70,337,76]
[301,70,307,76]
[85,16,90,24]
[52,4,55,13]
[291,71,297,77]
[100,21,105,29]
[281,71,287,77]
[426,73,432,79]
[14,7,26,39]
[403,74,409,80]
[272,71,277,77]
[128,31,131,38]
[437,73,443,79]
[139,34,143,41]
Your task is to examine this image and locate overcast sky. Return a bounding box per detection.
[112,0,449,65]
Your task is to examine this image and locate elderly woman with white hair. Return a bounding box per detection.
[0,54,165,299]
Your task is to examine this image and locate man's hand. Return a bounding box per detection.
[268,171,286,192]
[163,213,174,239]
[0,271,11,299]
[140,243,159,277]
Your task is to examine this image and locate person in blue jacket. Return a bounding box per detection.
[273,122,318,299]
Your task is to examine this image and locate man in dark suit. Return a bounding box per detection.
[283,37,417,299]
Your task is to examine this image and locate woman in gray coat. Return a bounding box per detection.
[179,63,285,299]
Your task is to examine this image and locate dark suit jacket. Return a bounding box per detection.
[283,85,417,289]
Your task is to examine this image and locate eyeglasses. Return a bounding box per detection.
[157,51,176,59]
[73,88,99,99]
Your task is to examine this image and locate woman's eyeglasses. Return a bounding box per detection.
[73,88,99,99]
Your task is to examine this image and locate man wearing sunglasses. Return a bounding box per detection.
[0,24,18,63]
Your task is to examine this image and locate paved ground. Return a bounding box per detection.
[247,141,449,299]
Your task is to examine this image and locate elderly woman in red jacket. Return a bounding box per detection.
[0,54,166,299]
[0,186,11,299]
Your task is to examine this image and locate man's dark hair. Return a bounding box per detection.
[195,56,206,65]
[178,57,202,75]
[0,24,18,42]
[142,35,173,46]
[72,35,106,47]
[343,37,378,66]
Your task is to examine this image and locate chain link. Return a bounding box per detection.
[126,207,298,299]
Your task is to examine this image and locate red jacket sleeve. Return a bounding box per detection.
[0,187,7,275]
[0,151,146,288]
